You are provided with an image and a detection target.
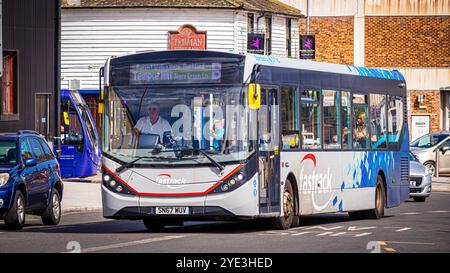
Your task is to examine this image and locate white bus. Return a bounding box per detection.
[100,50,410,231]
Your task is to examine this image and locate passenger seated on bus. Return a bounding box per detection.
[342,127,349,148]
[211,119,225,151]
[354,113,367,148]
[134,102,172,143]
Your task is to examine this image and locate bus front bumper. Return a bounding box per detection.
[101,175,259,220]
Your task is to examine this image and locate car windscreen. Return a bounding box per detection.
[0,140,17,165]
[411,134,449,148]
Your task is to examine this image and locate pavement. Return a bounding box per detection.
[432,176,450,192]
[1,192,449,253]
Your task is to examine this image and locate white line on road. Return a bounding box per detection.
[348,226,376,231]
[400,212,422,215]
[63,235,186,253]
[353,232,372,237]
[316,232,334,236]
[303,225,344,231]
[395,227,412,232]
[430,210,449,213]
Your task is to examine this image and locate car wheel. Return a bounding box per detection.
[363,175,385,219]
[424,161,436,177]
[143,219,166,232]
[269,179,296,230]
[4,191,26,230]
[413,197,426,202]
[41,189,61,225]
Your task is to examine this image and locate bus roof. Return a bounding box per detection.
[106,50,405,82]
[246,53,405,81]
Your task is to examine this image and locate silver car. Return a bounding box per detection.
[409,152,432,202]
[410,132,450,176]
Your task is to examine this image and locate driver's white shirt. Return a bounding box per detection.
[135,116,172,140]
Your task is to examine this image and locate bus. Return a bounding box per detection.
[58,89,101,178]
[100,50,409,231]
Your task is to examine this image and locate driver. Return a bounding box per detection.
[134,102,172,142]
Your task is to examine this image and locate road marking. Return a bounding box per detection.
[384,247,396,252]
[353,232,372,237]
[348,226,376,231]
[292,231,314,236]
[63,235,186,253]
[304,225,344,231]
[377,241,387,246]
[430,210,449,213]
[400,212,422,215]
[395,227,411,232]
[329,232,348,237]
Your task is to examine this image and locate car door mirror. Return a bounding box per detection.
[24,158,37,167]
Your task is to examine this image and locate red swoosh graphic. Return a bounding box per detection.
[301,153,316,167]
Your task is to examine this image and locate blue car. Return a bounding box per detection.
[0,131,63,230]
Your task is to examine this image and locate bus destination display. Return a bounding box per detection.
[130,62,222,85]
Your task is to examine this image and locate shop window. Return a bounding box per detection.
[281,86,299,149]
[341,91,352,149]
[352,94,369,149]
[323,90,340,149]
[387,95,404,144]
[370,94,387,149]
[1,51,19,118]
[301,89,321,149]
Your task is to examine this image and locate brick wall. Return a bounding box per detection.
[409,90,441,137]
[299,16,354,65]
[365,16,450,67]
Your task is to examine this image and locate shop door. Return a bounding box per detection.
[35,94,51,138]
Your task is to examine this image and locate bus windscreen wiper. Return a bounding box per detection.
[115,156,154,173]
[178,148,225,173]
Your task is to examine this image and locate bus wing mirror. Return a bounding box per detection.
[63,111,70,125]
[248,84,261,110]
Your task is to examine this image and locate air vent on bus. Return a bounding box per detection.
[400,157,409,184]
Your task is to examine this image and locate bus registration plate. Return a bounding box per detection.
[156,207,189,215]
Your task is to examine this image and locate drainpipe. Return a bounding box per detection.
[55,0,61,157]
[306,0,310,34]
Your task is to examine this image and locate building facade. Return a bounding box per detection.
[60,0,303,133]
[1,0,60,139]
[281,0,449,141]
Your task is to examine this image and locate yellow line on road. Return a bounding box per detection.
[384,247,396,252]
[377,241,387,246]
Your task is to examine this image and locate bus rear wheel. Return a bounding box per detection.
[363,176,385,219]
[269,179,296,230]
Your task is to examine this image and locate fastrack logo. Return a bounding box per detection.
[155,174,187,186]
[300,154,334,212]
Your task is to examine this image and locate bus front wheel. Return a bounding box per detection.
[269,179,296,230]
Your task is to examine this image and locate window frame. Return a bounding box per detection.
[280,84,300,150]
[265,15,272,55]
[351,92,370,150]
[369,92,388,150]
[1,50,20,121]
[322,88,342,150]
[340,89,353,150]
[299,86,322,150]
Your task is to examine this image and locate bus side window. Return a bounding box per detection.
[370,93,387,149]
[281,86,299,149]
[300,89,321,149]
[323,89,340,149]
[387,95,404,145]
[352,94,369,149]
[341,91,352,149]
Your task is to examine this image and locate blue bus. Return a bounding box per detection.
[100,50,410,231]
[58,89,101,178]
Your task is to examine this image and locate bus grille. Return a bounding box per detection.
[400,157,409,184]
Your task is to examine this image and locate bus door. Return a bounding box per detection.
[59,96,85,178]
[258,86,281,213]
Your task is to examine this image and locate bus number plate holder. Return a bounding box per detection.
[155,207,190,215]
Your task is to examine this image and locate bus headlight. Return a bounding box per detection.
[0,173,10,187]
[211,171,247,194]
[102,170,135,196]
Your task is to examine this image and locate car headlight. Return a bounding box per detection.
[0,173,10,187]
